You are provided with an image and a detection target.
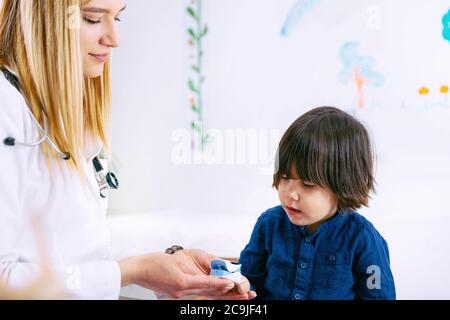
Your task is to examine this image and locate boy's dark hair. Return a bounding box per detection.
[273,106,375,211]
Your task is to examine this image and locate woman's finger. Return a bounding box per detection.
[210,290,257,300]
[182,274,234,291]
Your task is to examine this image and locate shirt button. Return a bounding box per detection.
[294,293,302,300]
[305,237,312,243]
[329,254,336,261]
[300,262,307,269]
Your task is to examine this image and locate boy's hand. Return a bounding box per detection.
[213,275,257,300]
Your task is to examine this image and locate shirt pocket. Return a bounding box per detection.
[266,259,294,283]
[265,260,295,299]
[312,251,351,289]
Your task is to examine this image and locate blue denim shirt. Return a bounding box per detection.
[239,205,396,300]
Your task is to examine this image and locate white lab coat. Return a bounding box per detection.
[0,69,137,299]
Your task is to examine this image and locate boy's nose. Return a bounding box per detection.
[288,189,299,201]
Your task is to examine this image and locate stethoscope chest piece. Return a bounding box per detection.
[106,172,119,190]
[92,157,119,199]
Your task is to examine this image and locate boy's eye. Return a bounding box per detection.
[281,175,289,180]
[303,182,316,188]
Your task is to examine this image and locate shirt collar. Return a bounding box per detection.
[84,134,104,163]
[4,65,17,76]
[294,209,350,236]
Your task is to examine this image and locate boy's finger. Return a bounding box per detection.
[235,278,250,294]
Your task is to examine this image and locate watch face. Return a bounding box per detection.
[165,245,184,254]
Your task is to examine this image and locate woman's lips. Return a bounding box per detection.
[89,53,108,63]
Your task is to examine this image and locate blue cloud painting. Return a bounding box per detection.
[281,0,323,37]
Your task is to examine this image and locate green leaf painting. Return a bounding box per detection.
[187,0,210,151]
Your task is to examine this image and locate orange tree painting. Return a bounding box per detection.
[339,42,384,109]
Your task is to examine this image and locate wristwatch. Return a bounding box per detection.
[165,245,184,254]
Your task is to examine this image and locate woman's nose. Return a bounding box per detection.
[101,23,120,48]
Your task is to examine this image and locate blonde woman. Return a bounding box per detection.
[0,0,255,300]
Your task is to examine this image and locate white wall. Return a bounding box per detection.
[108,0,450,299]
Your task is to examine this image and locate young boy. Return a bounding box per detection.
[239,106,396,300]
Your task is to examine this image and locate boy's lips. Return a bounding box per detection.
[286,206,302,214]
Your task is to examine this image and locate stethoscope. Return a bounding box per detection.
[1,67,119,198]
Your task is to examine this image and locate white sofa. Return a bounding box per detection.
[108,210,450,299]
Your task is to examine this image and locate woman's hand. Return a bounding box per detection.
[174,249,256,300]
[119,249,256,300]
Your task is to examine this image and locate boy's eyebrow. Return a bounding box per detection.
[83,5,127,14]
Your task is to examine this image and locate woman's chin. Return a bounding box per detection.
[83,67,104,79]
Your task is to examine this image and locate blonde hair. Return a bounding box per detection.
[0,0,111,173]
